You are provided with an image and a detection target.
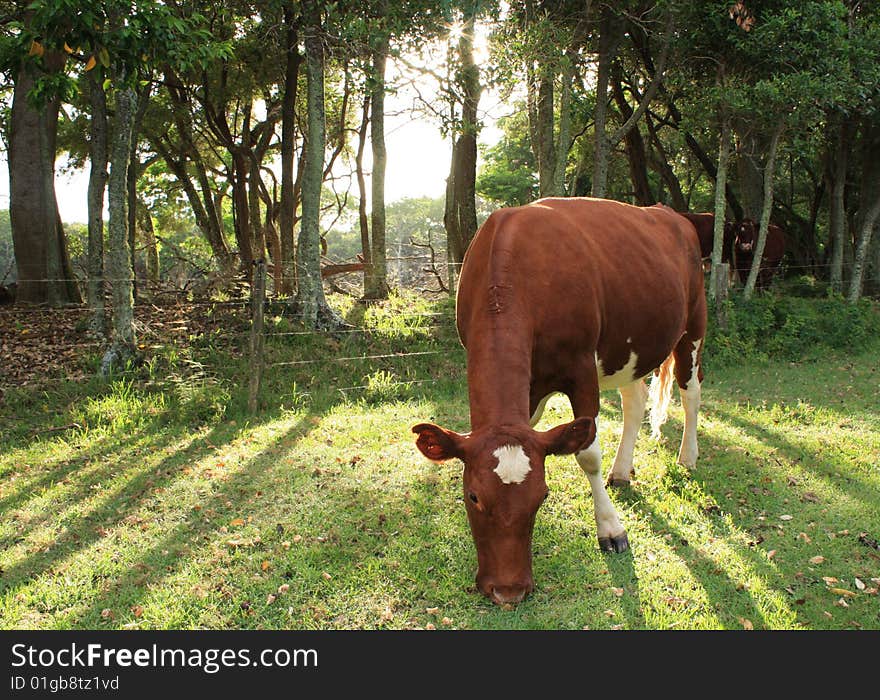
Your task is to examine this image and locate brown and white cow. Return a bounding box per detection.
[679,212,735,263]
[413,197,707,605]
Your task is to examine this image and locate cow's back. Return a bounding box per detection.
[456,198,704,380]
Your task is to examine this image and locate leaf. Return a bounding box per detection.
[131,605,144,618]
[28,40,44,58]
[260,560,270,571]
[779,514,793,521]
[98,46,110,67]
[230,518,245,526]
[63,42,74,54]
[85,56,97,71]
[102,78,112,92]
[828,587,856,598]
[854,578,865,591]
[809,555,825,564]
[739,617,754,630]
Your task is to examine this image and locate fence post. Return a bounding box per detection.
[714,263,729,330]
[248,258,266,414]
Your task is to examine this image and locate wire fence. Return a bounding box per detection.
[2,250,879,400]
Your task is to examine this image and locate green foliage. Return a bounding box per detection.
[476,108,538,207]
[707,292,880,368]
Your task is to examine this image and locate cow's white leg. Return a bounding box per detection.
[677,375,700,468]
[608,379,648,486]
[576,421,629,553]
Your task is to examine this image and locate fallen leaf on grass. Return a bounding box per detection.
[823,576,839,585]
[278,584,290,594]
[230,518,245,526]
[321,572,332,580]
[266,594,277,605]
[261,560,270,572]
[809,555,825,564]
[854,578,865,591]
[426,607,439,615]
[131,605,143,618]
[779,514,793,521]
[739,618,754,630]
[611,587,625,597]
[101,609,113,619]
[828,587,856,598]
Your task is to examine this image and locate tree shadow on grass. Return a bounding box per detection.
[709,405,880,511]
[54,410,448,629]
[0,419,251,597]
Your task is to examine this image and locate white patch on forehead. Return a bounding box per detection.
[492,444,532,484]
[596,350,640,390]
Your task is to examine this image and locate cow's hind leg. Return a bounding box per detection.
[569,382,628,553]
[673,335,704,469]
[607,379,648,488]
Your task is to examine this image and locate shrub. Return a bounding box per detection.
[705,293,880,368]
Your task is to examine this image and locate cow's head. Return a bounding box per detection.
[733,219,758,252]
[412,417,596,605]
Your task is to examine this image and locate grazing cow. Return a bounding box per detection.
[730,218,786,288]
[413,198,707,605]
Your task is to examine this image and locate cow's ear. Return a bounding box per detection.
[412,423,468,462]
[539,417,596,456]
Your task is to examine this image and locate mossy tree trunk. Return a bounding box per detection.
[101,83,138,375]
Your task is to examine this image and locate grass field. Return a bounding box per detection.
[1,291,879,630]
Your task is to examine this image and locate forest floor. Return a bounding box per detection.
[1,290,879,630]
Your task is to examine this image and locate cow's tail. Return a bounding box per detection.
[648,354,676,440]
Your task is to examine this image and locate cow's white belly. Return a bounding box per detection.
[596,350,642,390]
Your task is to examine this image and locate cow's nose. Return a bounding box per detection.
[490,584,531,606]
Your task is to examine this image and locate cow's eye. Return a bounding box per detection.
[468,492,479,504]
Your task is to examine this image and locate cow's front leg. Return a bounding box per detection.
[575,418,629,553]
[608,379,648,487]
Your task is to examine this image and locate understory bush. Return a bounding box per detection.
[705,292,880,368]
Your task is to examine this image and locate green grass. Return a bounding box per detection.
[1,290,879,630]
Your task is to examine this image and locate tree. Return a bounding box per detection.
[294,0,344,330]
[444,2,483,266]
[3,20,81,305]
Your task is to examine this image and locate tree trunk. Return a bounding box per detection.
[593,11,671,198]
[534,72,555,197]
[231,150,254,270]
[279,6,301,295]
[612,66,652,205]
[743,123,784,300]
[847,121,880,303]
[136,195,160,283]
[709,111,731,302]
[364,35,390,300]
[101,83,138,374]
[86,71,108,335]
[8,60,80,305]
[826,113,849,293]
[644,112,686,211]
[355,93,372,292]
[294,0,343,330]
[444,10,482,264]
[590,11,615,198]
[733,119,765,220]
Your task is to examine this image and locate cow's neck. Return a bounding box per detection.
[465,329,533,430]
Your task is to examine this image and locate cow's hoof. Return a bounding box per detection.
[607,477,632,488]
[598,532,629,553]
